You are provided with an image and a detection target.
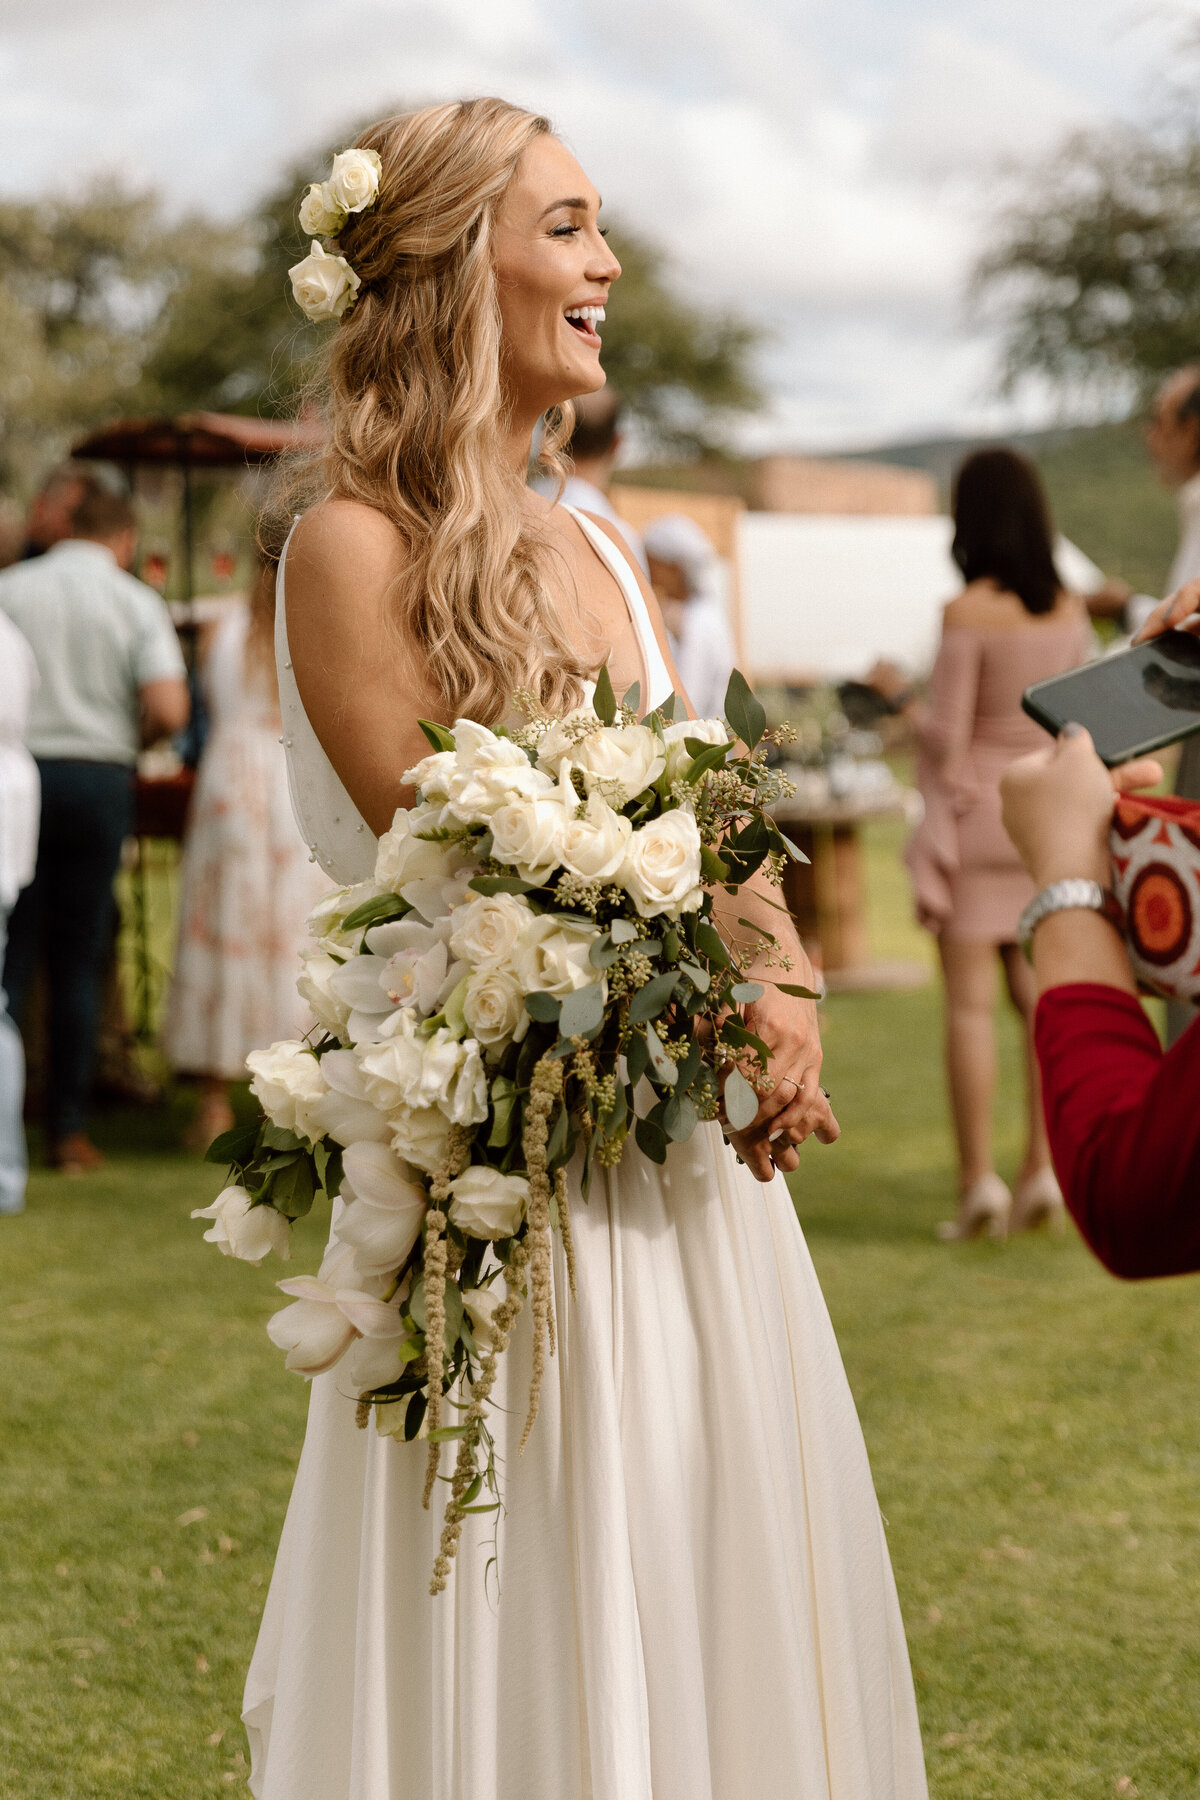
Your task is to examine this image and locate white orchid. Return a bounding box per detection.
[326,916,463,1043]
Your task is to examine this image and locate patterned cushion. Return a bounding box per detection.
[1110,795,1200,1002]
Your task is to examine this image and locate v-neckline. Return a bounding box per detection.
[562,505,660,708]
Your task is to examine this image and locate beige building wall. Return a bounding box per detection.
[608,486,748,666]
[752,456,938,517]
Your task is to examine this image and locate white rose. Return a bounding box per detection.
[443,725,553,823]
[447,892,532,971]
[402,751,457,804]
[308,1048,391,1145]
[246,1041,329,1142]
[326,146,382,215]
[355,1010,430,1112]
[447,1167,529,1240]
[536,706,602,771]
[289,240,361,321]
[571,723,665,803]
[388,1104,453,1174]
[357,1013,487,1125]
[558,791,632,881]
[620,809,704,920]
[463,1284,503,1347]
[297,951,353,1043]
[462,968,526,1048]
[514,915,598,995]
[661,717,730,783]
[374,808,460,892]
[307,880,386,951]
[298,180,345,236]
[489,795,568,884]
[192,1185,291,1266]
[334,1140,427,1278]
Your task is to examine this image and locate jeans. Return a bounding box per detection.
[4,760,134,1143]
[0,908,27,1212]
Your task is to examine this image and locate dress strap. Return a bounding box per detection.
[564,506,674,709]
[275,522,377,887]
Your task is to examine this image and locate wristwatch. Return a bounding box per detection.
[1017,878,1125,960]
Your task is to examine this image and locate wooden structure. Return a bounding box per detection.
[610,484,747,666]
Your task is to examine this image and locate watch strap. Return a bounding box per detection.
[1018,879,1124,959]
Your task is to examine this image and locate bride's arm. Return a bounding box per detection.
[585,517,838,1180]
[283,500,448,834]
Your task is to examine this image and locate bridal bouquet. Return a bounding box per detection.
[198,669,810,1592]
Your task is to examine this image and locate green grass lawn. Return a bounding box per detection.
[2,827,1199,1796]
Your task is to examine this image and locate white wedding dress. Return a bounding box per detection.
[244,512,928,1800]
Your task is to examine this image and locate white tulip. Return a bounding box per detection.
[448,1167,530,1240]
[288,240,361,321]
[464,1284,504,1347]
[192,1185,291,1265]
[267,1241,404,1378]
[334,1140,428,1278]
[620,809,705,920]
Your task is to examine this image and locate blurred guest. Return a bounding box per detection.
[0,614,39,1213]
[0,487,188,1173]
[644,513,736,720]
[867,449,1093,1238]
[19,466,88,561]
[163,513,330,1150]
[555,388,648,573]
[1000,711,1198,1277]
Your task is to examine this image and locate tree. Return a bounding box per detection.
[974,123,1200,404]
[143,136,762,449]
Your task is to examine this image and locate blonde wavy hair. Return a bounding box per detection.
[315,97,592,724]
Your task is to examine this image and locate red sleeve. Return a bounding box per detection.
[1034,983,1200,1278]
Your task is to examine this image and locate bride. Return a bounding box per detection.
[245,96,927,1799]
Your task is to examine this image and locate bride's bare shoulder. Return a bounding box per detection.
[286,497,409,601]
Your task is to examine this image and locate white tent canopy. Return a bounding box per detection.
[737,514,1105,684]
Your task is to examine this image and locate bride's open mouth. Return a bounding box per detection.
[564,305,605,346]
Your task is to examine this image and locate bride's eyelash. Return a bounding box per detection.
[550,223,609,238]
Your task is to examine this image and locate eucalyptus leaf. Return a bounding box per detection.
[684,741,733,783]
[730,981,764,1003]
[774,982,823,999]
[609,918,638,944]
[662,1092,698,1141]
[678,960,710,993]
[724,1066,760,1130]
[700,845,730,883]
[644,1027,678,1087]
[625,1031,649,1086]
[557,982,606,1040]
[469,875,537,897]
[593,662,617,726]
[488,1076,518,1147]
[589,937,625,971]
[769,823,809,865]
[622,680,641,715]
[695,919,731,967]
[628,969,679,1025]
[525,991,561,1023]
[722,668,766,749]
[634,1115,669,1163]
[662,926,680,962]
[417,718,456,752]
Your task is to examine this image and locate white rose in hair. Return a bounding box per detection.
[289,240,361,321]
[464,1283,503,1346]
[559,791,633,881]
[326,146,383,214]
[661,716,730,783]
[448,892,531,971]
[192,1185,291,1265]
[621,809,704,919]
[298,180,345,237]
[247,1041,329,1142]
[489,794,569,884]
[514,915,598,995]
[462,968,526,1047]
[571,723,665,804]
[334,1141,427,1278]
[448,1167,530,1240]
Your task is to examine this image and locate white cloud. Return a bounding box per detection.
[0,0,1186,446]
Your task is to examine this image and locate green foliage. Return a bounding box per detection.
[975,123,1200,400]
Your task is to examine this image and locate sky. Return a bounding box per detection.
[0,0,1194,450]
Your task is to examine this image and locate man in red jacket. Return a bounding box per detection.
[1000,582,1200,1277]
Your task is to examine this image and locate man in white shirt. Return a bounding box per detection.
[0,615,39,1212]
[0,484,189,1173]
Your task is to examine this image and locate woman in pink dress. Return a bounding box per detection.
[870,449,1094,1238]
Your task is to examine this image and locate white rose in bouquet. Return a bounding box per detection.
[448,1167,530,1240]
[297,950,353,1044]
[514,915,598,995]
[489,794,569,884]
[462,967,526,1048]
[298,180,344,237]
[559,791,633,881]
[621,809,704,919]
[334,1140,427,1278]
[307,880,386,952]
[463,1283,503,1347]
[448,892,532,972]
[191,1185,291,1265]
[403,750,457,805]
[289,240,360,321]
[442,722,554,823]
[661,716,730,783]
[308,1049,391,1145]
[247,1041,329,1142]
[389,1103,453,1174]
[326,145,382,214]
[572,723,665,803]
[535,706,602,771]
[357,1012,488,1125]
[374,808,463,893]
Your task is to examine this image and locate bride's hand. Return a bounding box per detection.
[724,984,839,1182]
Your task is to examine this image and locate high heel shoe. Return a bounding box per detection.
[936,1172,1012,1241]
[1010,1166,1066,1233]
